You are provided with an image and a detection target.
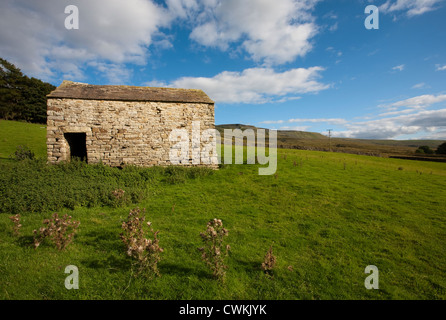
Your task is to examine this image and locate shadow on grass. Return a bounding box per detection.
[160,262,211,280]
[80,230,124,252]
[0,157,15,162]
[81,254,130,273]
[231,257,262,272]
[16,235,35,248]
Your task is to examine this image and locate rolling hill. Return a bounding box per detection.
[216,124,446,158]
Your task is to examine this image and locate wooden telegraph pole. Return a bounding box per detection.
[327,129,333,152]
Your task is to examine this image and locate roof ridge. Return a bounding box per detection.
[47,81,214,104]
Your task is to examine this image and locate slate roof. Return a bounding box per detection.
[47,81,214,104]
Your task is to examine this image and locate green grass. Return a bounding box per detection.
[0,120,47,160]
[0,120,445,300]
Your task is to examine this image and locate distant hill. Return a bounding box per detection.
[216,124,446,158]
[216,124,325,139]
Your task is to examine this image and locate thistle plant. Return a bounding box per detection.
[261,245,277,276]
[199,218,230,282]
[9,214,22,236]
[112,188,125,199]
[120,208,163,277]
[111,188,129,207]
[33,213,80,250]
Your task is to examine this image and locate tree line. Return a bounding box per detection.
[416,144,446,155]
[0,58,55,124]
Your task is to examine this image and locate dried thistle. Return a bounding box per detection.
[111,189,129,207]
[120,208,163,277]
[198,218,230,282]
[33,213,80,250]
[261,245,277,275]
[9,214,22,236]
[112,188,125,199]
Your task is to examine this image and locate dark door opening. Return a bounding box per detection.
[64,133,87,162]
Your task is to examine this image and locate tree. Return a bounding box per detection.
[415,146,434,155]
[0,58,23,120]
[436,142,446,155]
[0,58,55,123]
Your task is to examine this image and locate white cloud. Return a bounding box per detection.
[421,130,446,139]
[0,0,170,83]
[288,118,348,125]
[280,126,311,131]
[261,120,285,124]
[260,94,446,139]
[335,109,446,139]
[87,61,132,85]
[329,22,339,32]
[0,0,322,84]
[392,64,405,71]
[260,118,347,125]
[187,0,320,65]
[380,94,446,110]
[276,96,302,103]
[167,66,329,104]
[436,64,446,71]
[411,82,427,89]
[165,0,199,19]
[380,0,443,17]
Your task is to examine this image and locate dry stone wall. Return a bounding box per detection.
[47,98,217,167]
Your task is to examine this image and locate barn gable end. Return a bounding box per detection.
[46,81,217,167]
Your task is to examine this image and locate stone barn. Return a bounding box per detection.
[46,81,217,167]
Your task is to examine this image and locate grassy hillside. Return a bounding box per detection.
[0,120,445,300]
[0,120,46,160]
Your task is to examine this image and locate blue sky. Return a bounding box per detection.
[1,0,446,139]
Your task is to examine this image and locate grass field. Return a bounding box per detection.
[0,120,445,300]
[0,120,47,160]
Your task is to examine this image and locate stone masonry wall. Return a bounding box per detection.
[47,98,217,167]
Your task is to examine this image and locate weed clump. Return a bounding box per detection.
[110,188,130,207]
[11,145,35,161]
[261,245,277,276]
[199,218,230,282]
[9,214,22,236]
[120,208,163,277]
[33,213,80,250]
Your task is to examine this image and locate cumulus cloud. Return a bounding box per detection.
[0,0,169,83]
[379,94,446,111]
[335,109,446,139]
[436,64,446,71]
[186,0,320,65]
[339,95,446,138]
[163,66,329,104]
[380,0,443,17]
[165,0,199,19]
[87,61,132,85]
[421,130,446,139]
[0,0,322,83]
[260,94,446,139]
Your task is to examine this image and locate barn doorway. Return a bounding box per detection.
[64,132,87,162]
